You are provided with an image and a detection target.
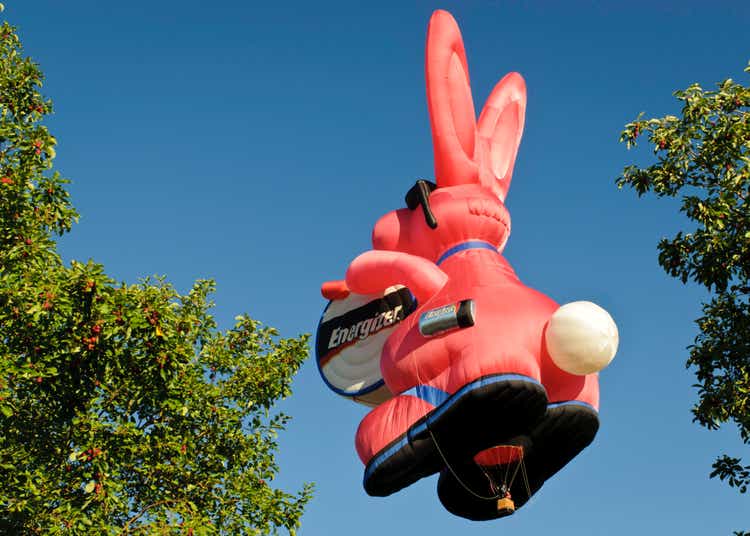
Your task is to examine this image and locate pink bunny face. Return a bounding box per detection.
[372,185,511,261]
[371,10,525,262]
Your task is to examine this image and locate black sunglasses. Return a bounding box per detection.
[405,180,438,229]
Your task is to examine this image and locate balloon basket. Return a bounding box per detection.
[496,497,515,515]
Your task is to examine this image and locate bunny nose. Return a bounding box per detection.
[372,210,403,251]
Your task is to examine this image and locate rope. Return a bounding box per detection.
[520,458,532,502]
[479,463,498,495]
[503,453,511,490]
[427,423,533,508]
[507,450,523,491]
[426,424,501,501]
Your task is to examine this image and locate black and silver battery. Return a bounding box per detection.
[418,299,476,337]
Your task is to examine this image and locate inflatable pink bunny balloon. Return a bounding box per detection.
[318,10,618,520]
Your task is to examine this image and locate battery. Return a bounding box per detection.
[418,299,475,337]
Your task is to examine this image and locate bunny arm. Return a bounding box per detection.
[345,250,448,304]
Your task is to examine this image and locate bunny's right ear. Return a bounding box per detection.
[425,10,479,188]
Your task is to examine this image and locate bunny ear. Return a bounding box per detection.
[477,72,527,201]
[425,10,478,188]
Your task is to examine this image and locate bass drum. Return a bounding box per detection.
[316,286,416,407]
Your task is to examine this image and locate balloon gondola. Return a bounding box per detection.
[438,443,530,519]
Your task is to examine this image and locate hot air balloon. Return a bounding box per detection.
[317,9,619,520]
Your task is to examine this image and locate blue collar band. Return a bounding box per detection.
[436,240,498,265]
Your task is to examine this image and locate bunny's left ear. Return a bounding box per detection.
[476,72,526,201]
[425,10,478,188]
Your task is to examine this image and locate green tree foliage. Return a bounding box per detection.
[0,22,312,534]
[617,60,749,524]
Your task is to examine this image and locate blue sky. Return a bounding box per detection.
[7,1,750,534]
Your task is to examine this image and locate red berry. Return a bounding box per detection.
[1,177,12,185]
[36,377,42,383]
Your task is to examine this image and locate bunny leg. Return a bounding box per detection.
[434,372,589,522]
[357,392,442,497]
[525,372,599,487]
[500,345,601,502]
[429,372,548,521]
[503,302,611,491]
[361,372,548,499]
[437,374,600,521]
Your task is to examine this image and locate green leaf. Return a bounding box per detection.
[617,60,750,515]
[0,18,312,530]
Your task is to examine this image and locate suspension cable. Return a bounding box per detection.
[427,424,501,501]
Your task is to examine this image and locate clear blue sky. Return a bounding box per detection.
[7,1,749,534]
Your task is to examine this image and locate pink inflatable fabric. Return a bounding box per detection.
[321,10,600,517]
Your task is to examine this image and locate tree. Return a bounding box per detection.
[617,61,749,532]
[0,21,312,535]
